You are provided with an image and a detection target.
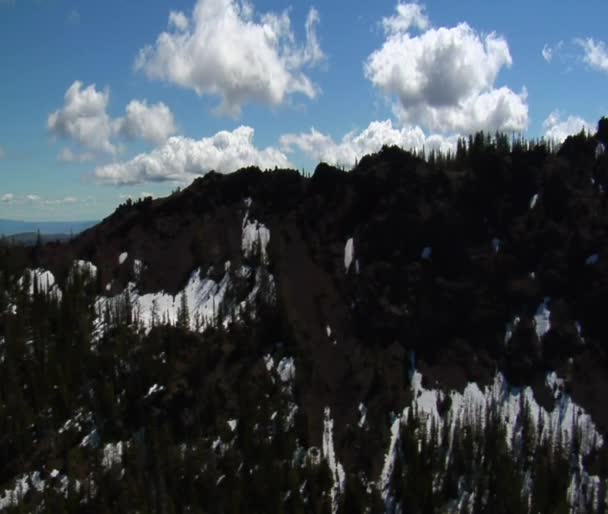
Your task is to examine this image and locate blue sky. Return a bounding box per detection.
[1,0,607,221]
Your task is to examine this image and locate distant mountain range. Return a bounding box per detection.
[0,218,97,237]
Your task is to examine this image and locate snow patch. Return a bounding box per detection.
[323,407,345,514]
[242,206,270,263]
[227,419,238,432]
[118,252,128,265]
[73,260,97,278]
[379,416,401,506]
[344,238,354,273]
[263,354,275,372]
[0,472,45,510]
[530,193,539,209]
[133,259,144,279]
[534,297,551,339]
[596,142,605,159]
[389,369,605,511]
[102,441,125,470]
[19,269,61,299]
[277,357,296,384]
[95,268,232,335]
[144,383,165,398]
[504,316,520,344]
[358,403,368,428]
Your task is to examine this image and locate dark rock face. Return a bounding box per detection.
[15,141,608,433]
[3,134,608,511]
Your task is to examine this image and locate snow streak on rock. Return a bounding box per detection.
[102,441,125,470]
[95,268,231,335]
[0,471,80,511]
[242,199,270,264]
[379,416,401,507]
[534,297,551,339]
[73,260,98,278]
[504,315,520,344]
[18,269,61,299]
[344,237,354,273]
[530,193,539,209]
[378,369,605,511]
[323,407,345,514]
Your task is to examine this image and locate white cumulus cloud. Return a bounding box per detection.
[576,38,608,73]
[365,3,528,134]
[542,44,553,62]
[94,126,290,185]
[116,100,177,145]
[134,0,325,116]
[543,111,594,143]
[1,193,14,203]
[48,81,178,156]
[280,119,457,169]
[48,81,117,155]
[382,2,429,34]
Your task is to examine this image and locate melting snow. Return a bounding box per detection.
[596,142,605,159]
[227,419,238,432]
[19,269,61,299]
[379,369,606,511]
[534,298,551,339]
[118,252,128,265]
[323,407,345,514]
[102,442,125,470]
[80,428,100,449]
[133,259,143,279]
[358,403,368,429]
[263,354,275,372]
[379,417,401,506]
[242,205,270,263]
[0,472,45,510]
[344,238,354,273]
[73,260,97,278]
[546,372,565,400]
[144,384,165,398]
[277,357,296,383]
[504,316,521,344]
[530,194,539,209]
[95,268,232,335]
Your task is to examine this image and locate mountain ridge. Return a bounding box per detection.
[1,130,608,512]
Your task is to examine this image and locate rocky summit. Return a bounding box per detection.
[2,128,608,513]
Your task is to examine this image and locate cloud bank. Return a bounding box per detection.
[94,126,290,185]
[281,119,457,169]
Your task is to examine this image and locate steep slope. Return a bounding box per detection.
[2,133,608,512]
